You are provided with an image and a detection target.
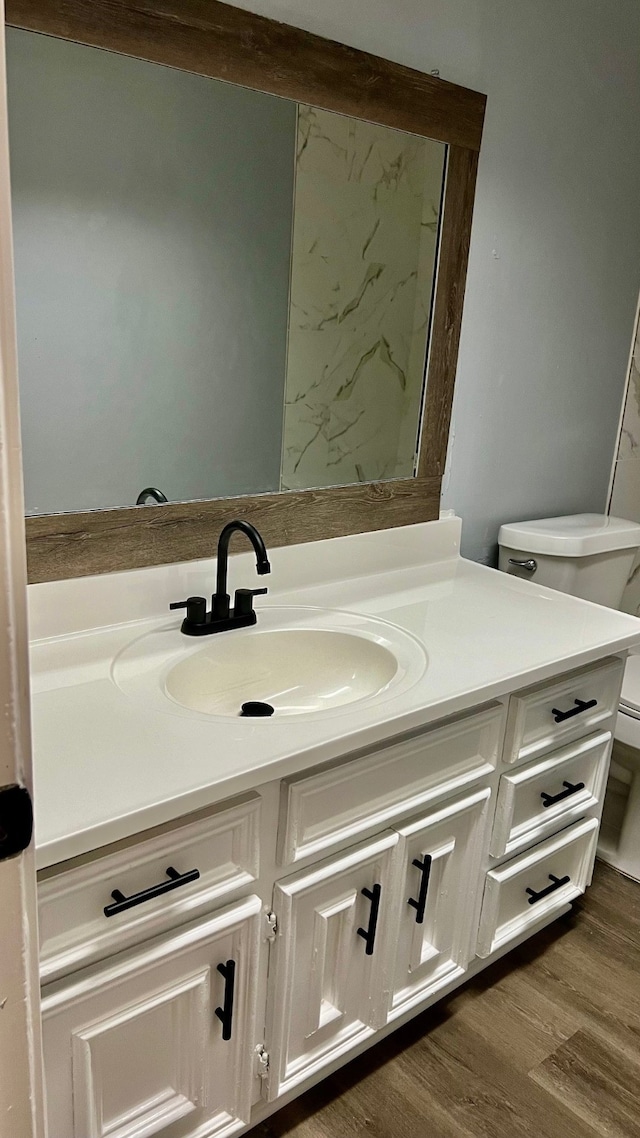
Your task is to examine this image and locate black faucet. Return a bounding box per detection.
[170,520,271,636]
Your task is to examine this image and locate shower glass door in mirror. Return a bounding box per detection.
[6,28,446,516]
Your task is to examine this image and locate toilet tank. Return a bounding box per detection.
[498,513,640,609]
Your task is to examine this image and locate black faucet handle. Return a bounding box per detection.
[169,596,207,625]
[234,587,267,618]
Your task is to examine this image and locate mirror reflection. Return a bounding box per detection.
[6,28,446,515]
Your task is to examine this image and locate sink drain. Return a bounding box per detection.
[240,701,275,717]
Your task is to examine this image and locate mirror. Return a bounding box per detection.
[6,28,446,516]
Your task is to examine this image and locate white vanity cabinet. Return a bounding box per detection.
[265,785,494,1099]
[37,654,625,1138]
[476,659,622,958]
[42,895,263,1138]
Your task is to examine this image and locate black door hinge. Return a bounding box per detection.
[0,784,33,861]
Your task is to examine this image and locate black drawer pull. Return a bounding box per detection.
[104,865,200,917]
[540,780,585,808]
[357,883,382,956]
[526,873,570,905]
[215,959,236,1041]
[551,698,597,724]
[407,855,432,924]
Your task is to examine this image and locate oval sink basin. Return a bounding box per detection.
[113,606,427,721]
[165,628,398,717]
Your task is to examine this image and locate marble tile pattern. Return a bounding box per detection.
[280,106,446,491]
[610,310,640,613]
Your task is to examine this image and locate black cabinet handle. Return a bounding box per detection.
[215,959,236,1041]
[540,780,585,808]
[551,698,597,724]
[357,883,382,956]
[407,855,432,924]
[104,865,200,917]
[525,873,570,905]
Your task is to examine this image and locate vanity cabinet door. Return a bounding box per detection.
[41,895,262,1138]
[387,786,492,1022]
[266,832,399,1101]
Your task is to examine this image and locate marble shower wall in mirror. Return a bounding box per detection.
[281,108,446,490]
[7,28,446,517]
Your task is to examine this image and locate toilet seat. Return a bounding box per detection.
[620,704,640,723]
[620,652,640,719]
[617,654,640,750]
[601,653,640,883]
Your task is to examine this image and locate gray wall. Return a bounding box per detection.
[226,0,640,563]
[7,29,296,514]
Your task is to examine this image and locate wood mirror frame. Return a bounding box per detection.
[5,0,486,583]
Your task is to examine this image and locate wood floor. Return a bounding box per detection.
[254,861,640,1138]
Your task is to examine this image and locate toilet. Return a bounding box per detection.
[498,513,640,882]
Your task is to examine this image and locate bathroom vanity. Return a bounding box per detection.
[5,4,640,1134]
[29,518,640,1138]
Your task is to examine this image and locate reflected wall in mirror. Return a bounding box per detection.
[6,28,446,516]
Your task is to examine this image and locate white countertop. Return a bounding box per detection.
[29,517,640,868]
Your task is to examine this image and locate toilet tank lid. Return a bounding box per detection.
[498,514,640,557]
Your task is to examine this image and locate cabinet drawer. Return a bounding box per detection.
[503,657,623,766]
[278,703,503,865]
[490,730,612,858]
[38,792,260,983]
[477,816,599,957]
